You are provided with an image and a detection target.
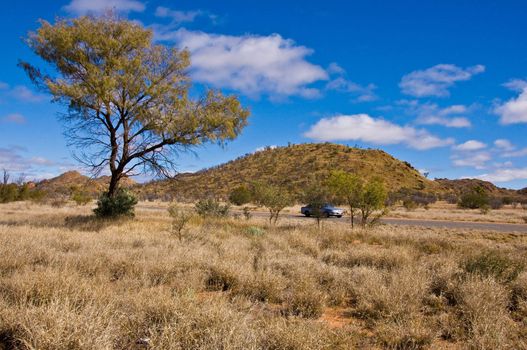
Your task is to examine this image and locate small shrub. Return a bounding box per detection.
[403,199,418,211]
[168,204,193,241]
[194,198,230,218]
[242,206,252,220]
[458,186,490,209]
[489,197,503,210]
[246,226,265,236]
[228,185,252,205]
[93,189,138,218]
[71,191,91,206]
[283,283,324,318]
[205,267,238,292]
[463,250,524,282]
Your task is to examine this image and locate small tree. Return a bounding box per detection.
[168,204,193,241]
[228,185,252,206]
[358,178,388,227]
[252,182,292,225]
[327,170,362,228]
[302,183,331,229]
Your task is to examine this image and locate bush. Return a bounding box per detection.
[403,199,418,211]
[489,197,504,210]
[195,198,230,218]
[228,185,252,205]
[458,186,489,209]
[463,250,524,282]
[93,189,138,218]
[71,191,91,206]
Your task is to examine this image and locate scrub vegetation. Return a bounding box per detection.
[1,202,526,349]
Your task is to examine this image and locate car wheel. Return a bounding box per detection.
[336,215,342,218]
[324,212,330,218]
[304,212,311,217]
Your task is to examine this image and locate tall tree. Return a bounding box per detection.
[20,15,249,198]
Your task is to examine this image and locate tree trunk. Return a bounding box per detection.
[107,171,121,198]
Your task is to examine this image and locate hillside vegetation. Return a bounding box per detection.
[138,143,439,201]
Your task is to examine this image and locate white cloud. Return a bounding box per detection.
[503,148,527,158]
[495,80,527,124]
[304,114,454,150]
[9,86,46,103]
[400,64,485,97]
[64,0,145,15]
[162,29,328,98]
[452,152,491,169]
[326,77,377,102]
[1,113,26,124]
[494,139,515,151]
[412,102,471,128]
[476,168,527,182]
[154,6,215,25]
[453,140,487,151]
[327,62,345,75]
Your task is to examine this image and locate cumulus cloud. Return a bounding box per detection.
[304,114,454,150]
[451,152,491,169]
[494,79,527,124]
[161,29,328,98]
[400,64,485,97]
[1,113,26,124]
[405,101,472,128]
[325,63,377,102]
[64,0,145,15]
[494,139,515,151]
[453,140,487,151]
[326,77,377,102]
[476,168,527,182]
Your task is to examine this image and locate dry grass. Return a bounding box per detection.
[1,201,527,349]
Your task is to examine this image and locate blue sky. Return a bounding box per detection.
[1,0,527,188]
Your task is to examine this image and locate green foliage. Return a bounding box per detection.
[194,198,230,218]
[93,189,138,218]
[463,251,524,282]
[458,186,490,209]
[252,182,293,225]
[0,184,19,203]
[228,185,252,205]
[71,190,91,206]
[359,178,388,227]
[328,170,363,227]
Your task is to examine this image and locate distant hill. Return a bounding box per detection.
[38,144,526,202]
[434,178,518,197]
[136,143,441,201]
[36,171,136,198]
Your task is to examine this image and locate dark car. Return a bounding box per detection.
[301,204,344,218]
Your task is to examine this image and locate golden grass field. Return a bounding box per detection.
[1,201,527,349]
